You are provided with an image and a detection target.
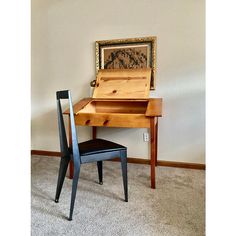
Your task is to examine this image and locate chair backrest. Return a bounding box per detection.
[56,90,81,164]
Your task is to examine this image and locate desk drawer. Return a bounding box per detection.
[74,113,150,128]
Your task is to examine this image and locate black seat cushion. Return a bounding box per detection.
[77,139,126,156]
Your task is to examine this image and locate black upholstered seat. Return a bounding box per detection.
[55,90,128,221]
[78,139,126,156]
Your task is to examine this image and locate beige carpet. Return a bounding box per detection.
[31,155,205,236]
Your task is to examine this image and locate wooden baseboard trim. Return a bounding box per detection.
[31,150,61,157]
[157,160,205,170]
[111,157,150,165]
[31,150,205,170]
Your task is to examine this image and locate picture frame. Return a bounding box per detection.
[95,36,157,90]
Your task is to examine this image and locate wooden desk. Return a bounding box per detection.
[64,98,162,189]
[64,68,162,189]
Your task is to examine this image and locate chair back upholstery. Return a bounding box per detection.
[56,90,81,165]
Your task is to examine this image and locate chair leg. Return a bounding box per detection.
[55,155,70,203]
[120,149,128,202]
[97,161,103,185]
[68,165,80,221]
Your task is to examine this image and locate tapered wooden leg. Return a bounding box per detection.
[68,116,74,179]
[69,160,74,179]
[150,117,156,189]
[155,118,158,166]
[92,126,96,139]
[120,149,128,202]
[97,161,103,184]
[55,155,70,202]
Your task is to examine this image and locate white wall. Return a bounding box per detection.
[31,0,205,163]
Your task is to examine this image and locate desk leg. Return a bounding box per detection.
[155,118,158,167]
[150,117,157,189]
[92,126,97,139]
[68,116,74,179]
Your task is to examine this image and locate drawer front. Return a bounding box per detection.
[75,113,150,128]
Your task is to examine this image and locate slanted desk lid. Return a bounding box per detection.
[92,68,151,99]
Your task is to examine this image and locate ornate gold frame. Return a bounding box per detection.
[95,36,157,90]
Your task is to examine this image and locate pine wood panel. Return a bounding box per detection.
[79,100,148,114]
[74,113,150,128]
[95,101,147,114]
[93,68,151,99]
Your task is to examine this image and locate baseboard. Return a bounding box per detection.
[31,150,61,157]
[156,160,205,170]
[31,150,205,170]
[111,157,150,165]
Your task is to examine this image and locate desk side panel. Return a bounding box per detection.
[63,98,93,115]
[145,98,163,117]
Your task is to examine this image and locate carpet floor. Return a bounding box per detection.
[31,155,205,236]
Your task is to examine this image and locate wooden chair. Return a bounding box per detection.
[55,90,128,221]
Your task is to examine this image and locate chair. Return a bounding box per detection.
[55,90,128,221]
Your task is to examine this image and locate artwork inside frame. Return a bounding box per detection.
[95,36,157,90]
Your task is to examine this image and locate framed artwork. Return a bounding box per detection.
[95,36,157,90]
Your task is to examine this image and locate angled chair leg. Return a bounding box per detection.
[120,150,128,202]
[97,161,103,185]
[55,155,70,203]
[68,166,80,221]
